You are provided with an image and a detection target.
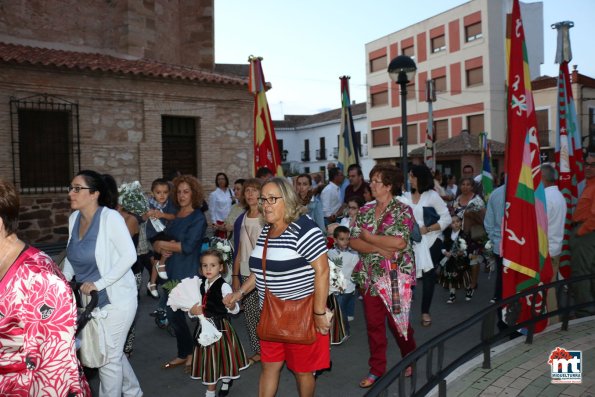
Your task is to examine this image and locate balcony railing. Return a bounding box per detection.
[332,147,339,159]
[316,148,326,160]
[301,150,310,162]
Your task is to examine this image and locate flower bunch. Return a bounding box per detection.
[458,238,468,252]
[209,237,233,271]
[328,256,346,293]
[118,181,149,216]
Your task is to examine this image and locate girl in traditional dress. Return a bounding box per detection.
[189,249,248,397]
[438,215,471,303]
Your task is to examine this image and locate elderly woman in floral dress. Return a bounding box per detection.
[350,164,417,388]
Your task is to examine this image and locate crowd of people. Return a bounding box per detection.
[0,151,593,396]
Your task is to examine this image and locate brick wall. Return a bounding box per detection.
[0,0,214,69]
[0,64,252,243]
[18,195,71,243]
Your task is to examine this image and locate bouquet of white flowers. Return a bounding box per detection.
[458,238,468,252]
[118,181,149,216]
[328,256,346,294]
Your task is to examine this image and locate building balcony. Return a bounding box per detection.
[316,148,326,160]
[301,150,310,162]
[332,147,339,159]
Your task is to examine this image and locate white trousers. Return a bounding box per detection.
[99,299,142,397]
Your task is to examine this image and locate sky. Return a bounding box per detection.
[214,0,595,120]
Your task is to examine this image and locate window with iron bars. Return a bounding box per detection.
[10,94,81,193]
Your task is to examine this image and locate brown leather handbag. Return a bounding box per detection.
[256,231,317,344]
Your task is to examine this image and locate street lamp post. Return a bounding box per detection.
[388,55,417,187]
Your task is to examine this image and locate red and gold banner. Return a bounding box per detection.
[249,56,283,177]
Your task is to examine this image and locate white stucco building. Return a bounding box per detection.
[274,102,375,180]
[365,0,544,165]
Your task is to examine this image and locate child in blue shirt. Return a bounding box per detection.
[144,178,177,297]
[328,225,360,335]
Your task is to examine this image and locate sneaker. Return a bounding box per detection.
[490,296,498,303]
[447,293,456,304]
[465,288,474,301]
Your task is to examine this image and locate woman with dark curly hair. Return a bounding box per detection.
[153,175,207,372]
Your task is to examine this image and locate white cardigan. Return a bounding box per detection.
[400,190,452,277]
[63,207,138,305]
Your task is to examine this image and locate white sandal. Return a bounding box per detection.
[155,261,168,280]
[147,282,159,298]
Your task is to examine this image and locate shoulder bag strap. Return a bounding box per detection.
[261,229,270,286]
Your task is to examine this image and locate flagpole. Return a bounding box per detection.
[551,21,584,278]
[425,79,436,172]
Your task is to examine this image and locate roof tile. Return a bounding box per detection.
[0,42,248,86]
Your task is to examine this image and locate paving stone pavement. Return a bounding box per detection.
[440,318,595,397]
[85,268,593,396]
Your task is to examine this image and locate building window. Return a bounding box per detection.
[402,46,415,60]
[406,81,416,101]
[370,55,387,73]
[434,119,449,141]
[372,128,390,147]
[407,124,418,145]
[536,109,550,147]
[317,137,326,160]
[467,114,484,135]
[302,139,310,161]
[162,116,198,176]
[466,67,483,86]
[434,76,447,93]
[10,94,80,193]
[278,139,287,161]
[371,90,389,107]
[431,35,446,53]
[304,166,310,174]
[465,22,482,42]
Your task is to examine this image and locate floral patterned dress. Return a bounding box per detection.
[0,246,90,397]
[351,197,416,337]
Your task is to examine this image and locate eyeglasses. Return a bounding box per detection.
[348,206,359,210]
[258,196,283,205]
[585,162,595,168]
[68,185,92,193]
[370,179,384,185]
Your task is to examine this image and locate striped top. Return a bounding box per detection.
[249,215,327,304]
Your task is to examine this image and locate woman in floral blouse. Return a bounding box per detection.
[350,164,417,388]
[0,179,90,396]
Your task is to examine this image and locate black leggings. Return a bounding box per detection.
[421,239,443,314]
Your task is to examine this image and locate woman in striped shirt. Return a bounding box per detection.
[224,177,331,397]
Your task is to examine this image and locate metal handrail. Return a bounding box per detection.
[365,273,595,397]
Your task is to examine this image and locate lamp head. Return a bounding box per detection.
[388,55,417,85]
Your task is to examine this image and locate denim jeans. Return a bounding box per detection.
[165,292,194,359]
